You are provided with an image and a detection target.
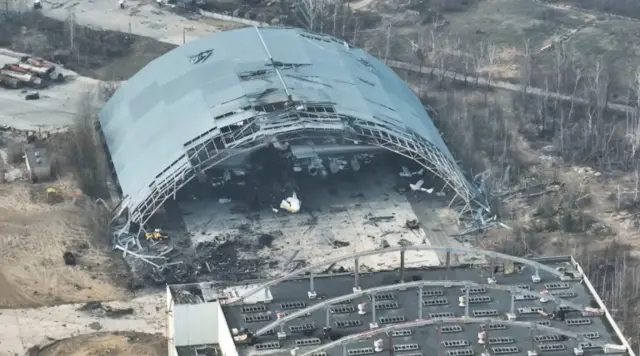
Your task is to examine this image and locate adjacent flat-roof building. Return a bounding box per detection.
[165,247,633,356]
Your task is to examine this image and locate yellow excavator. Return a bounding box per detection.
[145,229,169,241]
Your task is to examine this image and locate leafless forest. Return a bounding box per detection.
[285,0,640,344]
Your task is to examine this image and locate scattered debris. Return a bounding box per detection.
[379,239,390,248]
[258,234,274,248]
[24,91,40,100]
[368,215,395,222]
[104,306,134,318]
[63,251,76,266]
[144,229,169,241]
[400,166,424,178]
[332,239,350,248]
[88,322,102,330]
[283,250,300,268]
[78,301,103,311]
[405,219,420,230]
[77,301,134,318]
[398,238,413,246]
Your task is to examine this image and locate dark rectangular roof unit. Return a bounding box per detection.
[387,330,413,337]
[421,289,444,297]
[423,298,449,306]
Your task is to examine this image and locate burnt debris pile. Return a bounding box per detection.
[148,240,265,285]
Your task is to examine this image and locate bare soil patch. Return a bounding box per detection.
[32,331,167,356]
[0,178,130,308]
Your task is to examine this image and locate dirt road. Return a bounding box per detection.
[0,270,35,308]
[388,60,637,115]
[0,295,165,355]
[7,0,220,46]
[35,331,167,356]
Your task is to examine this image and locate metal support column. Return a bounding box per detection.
[371,293,377,324]
[464,285,470,317]
[310,273,315,292]
[445,251,451,278]
[400,250,405,283]
[418,286,424,319]
[436,323,442,356]
[530,326,536,352]
[490,259,495,278]
[510,291,516,315]
[354,258,360,291]
[326,307,331,328]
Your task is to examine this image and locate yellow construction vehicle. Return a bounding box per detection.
[46,187,63,204]
[145,229,169,241]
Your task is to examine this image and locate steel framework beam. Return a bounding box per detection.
[229,246,570,304]
[253,280,588,336]
[298,317,622,356]
[117,109,481,228]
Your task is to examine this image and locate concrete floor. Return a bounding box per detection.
[177,166,471,276]
[0,50,99,131]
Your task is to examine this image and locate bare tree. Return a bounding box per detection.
[383,23,392,63]
[56,90,110,198]
[485,41,496,104]
[294,0,333,32]
[626,67,640,159]
[67,7,76,52]
[518,39,533,95]
[472,41,486,88]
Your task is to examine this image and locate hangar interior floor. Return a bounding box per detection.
[175,165,474,277]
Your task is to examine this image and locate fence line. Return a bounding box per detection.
[198,9,268,27]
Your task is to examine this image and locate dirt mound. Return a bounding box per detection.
[0,178,130,308]
[32,332,167,356]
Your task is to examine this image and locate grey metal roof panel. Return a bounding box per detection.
[99,26,457,210]
[173,303,219,347]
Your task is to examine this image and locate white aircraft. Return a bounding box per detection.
[278,192,301,213]
[400,166,424,178]
[409,179,434,194]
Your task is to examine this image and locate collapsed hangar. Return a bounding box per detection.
[99,26,481,228]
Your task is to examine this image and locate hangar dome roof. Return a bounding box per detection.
[99,26,474,224]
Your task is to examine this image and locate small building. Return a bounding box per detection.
[25,146,51,182]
